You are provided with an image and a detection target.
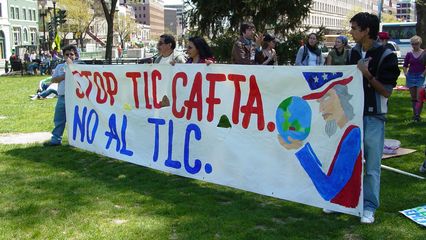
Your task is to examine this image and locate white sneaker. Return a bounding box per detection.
[322,208,337,214]
[360,210,375,224]
[420,160,426,173]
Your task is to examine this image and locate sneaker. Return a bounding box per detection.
[360,210,375,224]
[420,160,426,173]
[322,208,337,214]
[30,94,40,100]
[43,141,61,147]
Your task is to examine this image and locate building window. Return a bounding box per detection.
[10,7,14,19]
[33,10,36,21]
[30,29,36,45]
[23,9,27,20]
[13,27,21,45]
[0,3,2,17]
[15,7,19,19]
[23,28,28,42]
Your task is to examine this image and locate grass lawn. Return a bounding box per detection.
[0,74,425,239]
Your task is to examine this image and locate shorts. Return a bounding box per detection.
[406,72,425,88]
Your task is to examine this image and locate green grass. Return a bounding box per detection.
[0,75,425,239]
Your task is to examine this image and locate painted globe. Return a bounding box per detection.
[276,96,312,144]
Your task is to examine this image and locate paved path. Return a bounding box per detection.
[0,132,51,145]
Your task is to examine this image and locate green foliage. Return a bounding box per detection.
[186,0,313,37]
[0,75,425,239]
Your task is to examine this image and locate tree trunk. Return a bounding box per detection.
[416,1,425,49]
[100,0,118,64]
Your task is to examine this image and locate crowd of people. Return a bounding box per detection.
[8,47,63,76]
[33,12,425,225]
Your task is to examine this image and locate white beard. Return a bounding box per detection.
[325,120,337,137]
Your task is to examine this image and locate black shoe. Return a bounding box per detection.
[43,141,61,147]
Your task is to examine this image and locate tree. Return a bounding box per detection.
[416,0,425,49]
[114,13,138,49]
[100,0,118,64]
[57,0,94,49]
[185,0,312,37]
[185,0,313,63]
[381,12,398,23]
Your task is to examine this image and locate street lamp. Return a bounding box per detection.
[53,0,57,36]
[39,0,47,50]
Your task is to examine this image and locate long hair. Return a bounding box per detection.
[188,36,213,59]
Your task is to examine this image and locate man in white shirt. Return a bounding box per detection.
[44,45,78,146]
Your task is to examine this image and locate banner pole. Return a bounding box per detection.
[381,164,425,180]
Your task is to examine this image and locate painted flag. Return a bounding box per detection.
[302,72,344,90]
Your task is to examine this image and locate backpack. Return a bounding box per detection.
[301,46,308,62]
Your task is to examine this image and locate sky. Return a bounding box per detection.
[163,0,183,5]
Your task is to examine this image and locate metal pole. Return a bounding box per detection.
[381,164,425,180]
[53,1,57,40]
[42,10,46,50]
[378,0,384,23]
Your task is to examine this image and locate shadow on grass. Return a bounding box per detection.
[3,144,361,239]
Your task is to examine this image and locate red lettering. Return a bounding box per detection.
[205,73,226,122]
[241,75,265,130]
[126,72,141,109]
[152,70,162,109]
[93,71,108,104]
[172,72,187,118]
[143,71,152,109]
[184,72,203,121]
[73,70,85,99]
[228,74,246,124]
[103,72,118,106]
[78,71,93,99]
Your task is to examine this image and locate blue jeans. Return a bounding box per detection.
[39,88,58,98]
[363,115,385,213]
[51,95,66,144]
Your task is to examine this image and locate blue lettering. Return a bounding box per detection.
[119,115,133,156]
[105,113,133,156]
[73,105,98,143]
[165,120,181,169]
[148,117,166,162]
[184,123,202,174]
[73,105,87,142]
[86,109,99,144]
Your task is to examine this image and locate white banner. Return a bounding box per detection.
[66,63,364,216]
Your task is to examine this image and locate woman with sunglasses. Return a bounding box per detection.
[403,35,426,122]
[186,36,215,65]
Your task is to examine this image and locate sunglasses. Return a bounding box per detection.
[65,53,75,56]
[187,46,193,50]
[411,42,420,45]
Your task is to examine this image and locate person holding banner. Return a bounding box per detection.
[154,34,186,64]
[349,12,400,223]
[185,36,215,64]
[43,45,78,147]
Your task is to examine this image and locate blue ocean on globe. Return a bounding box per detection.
[276,96,312,144]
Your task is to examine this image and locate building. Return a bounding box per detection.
[164,7,177,34]
[8,0,39,52]
[0,0,11,60]
[124,0,164,40]
[164,4,184,37]
[396,0,416,21]
[301,0,398,34]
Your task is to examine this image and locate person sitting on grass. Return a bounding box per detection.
[30,76,58,100]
